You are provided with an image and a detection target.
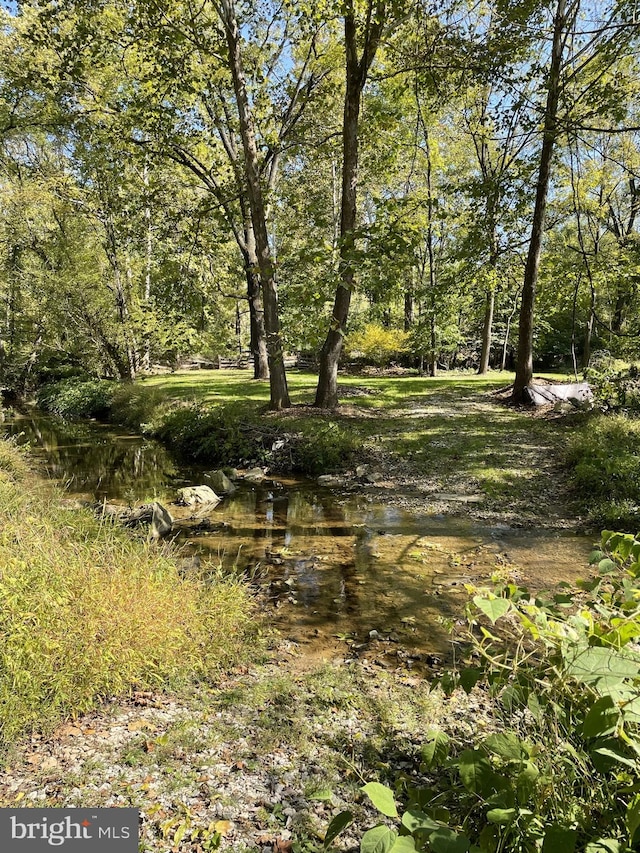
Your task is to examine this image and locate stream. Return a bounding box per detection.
[3,409,595,668]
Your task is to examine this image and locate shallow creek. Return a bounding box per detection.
[4,409,594,667]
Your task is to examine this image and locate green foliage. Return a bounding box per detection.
[346,324,409,367]
[586,359,640,413]
[288,420,358,476]
[0,439,256,750]
[567,413,640,528]
[36,378,117,420]
[153,402,275,467]
[328,531,640,853]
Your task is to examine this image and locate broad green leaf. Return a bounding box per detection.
[401,809,440,835]
[361,825,398,853]
[563,646,640,690]
[420,730,449,769]
[483,732,527,761]
[585,839,620,853]
[516,761,540,802]
[582,695,620,737]
[626,794,640,843]
[362,783,398,818]
[473,596,511,624]
[486,808,516,824]
[592,746,637,769]
[459,667,483,694]
[429,827,470,853]
[324,811,353,849]
[589,550,605,565]
[389,838,417,853]
[542,825,577,853]
[458,750,508,796]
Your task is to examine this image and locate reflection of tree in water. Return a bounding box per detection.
[4,414,182,499]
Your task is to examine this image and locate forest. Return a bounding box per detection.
[0,0,639,406]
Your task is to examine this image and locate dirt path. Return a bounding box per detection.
[346,384,582,530]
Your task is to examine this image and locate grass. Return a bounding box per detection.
[0,440,258,750]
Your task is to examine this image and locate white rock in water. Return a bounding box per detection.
[244,467,266,483]
[176,485,221,506]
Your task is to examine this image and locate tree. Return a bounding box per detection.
[315,0,387,408]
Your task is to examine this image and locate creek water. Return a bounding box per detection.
[3,409,594,667]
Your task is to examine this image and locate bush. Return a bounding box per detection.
[288,420,358,476]
[346,324,409,367]
[153,402,277,467]
[567,413,640,528]
[0,440,256,749]
[36,378,116,420]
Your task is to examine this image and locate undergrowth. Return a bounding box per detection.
[567,414,640,529]
[330,531,640,853]
[0,440,257,750]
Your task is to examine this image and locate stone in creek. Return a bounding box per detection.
[150,502,173,539]
[206,469,237,495]
[176,485,221,507]
[317,474,348,487]
[243,467,266,483]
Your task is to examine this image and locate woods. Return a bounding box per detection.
[0,0,639,405]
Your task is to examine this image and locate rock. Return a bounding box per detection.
[243,468,266,483]
[355,464,370,478]
[317,475,347,487]
[365,472,384,484]
[150,502,173,539]
[176,485,221,507]
[206,470,237,495]
[525,382,593,407]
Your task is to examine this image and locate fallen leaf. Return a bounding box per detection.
[15,791,25,802]
[56,724,83,737]
[26,754,42,766]
[274,838,293,853]
[127,720,155,732]
[214,820,233,836]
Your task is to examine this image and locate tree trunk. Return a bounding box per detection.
[244,221,269,379]
[221,0,289,409]
[478,288,495,374]
[315,0,385,408]
[315,48,361,408]
[583,288,595,368]
[512,0,568,402]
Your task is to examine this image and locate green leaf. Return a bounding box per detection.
[626,795,640,843]
[362,783,398,818]
[563,646,640,690]
[428,827,470,853]
[516,761,540,802]
[420,730,450,769]
[598,558,617,574]
[324,811,353,849]
[585,840,620,853]
[361,826,398,853]
[486,808,516,825]
[458,750,508,796]
[542,825,577,853]
[389,838,417,853]
[483,732,527,761]
[473,596,511,624]
[592,746,637,769]
[582,695,620,737]
[401,809,440,835]
[459,667,483,694]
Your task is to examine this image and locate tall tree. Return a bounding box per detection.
[315,0,387,408]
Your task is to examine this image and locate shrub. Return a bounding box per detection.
[36,378,116,420]
[288,420,358,475]
[153,402,277,467]
[0,440,256,749]
[346,324,409,367]
[567,414,640,528]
